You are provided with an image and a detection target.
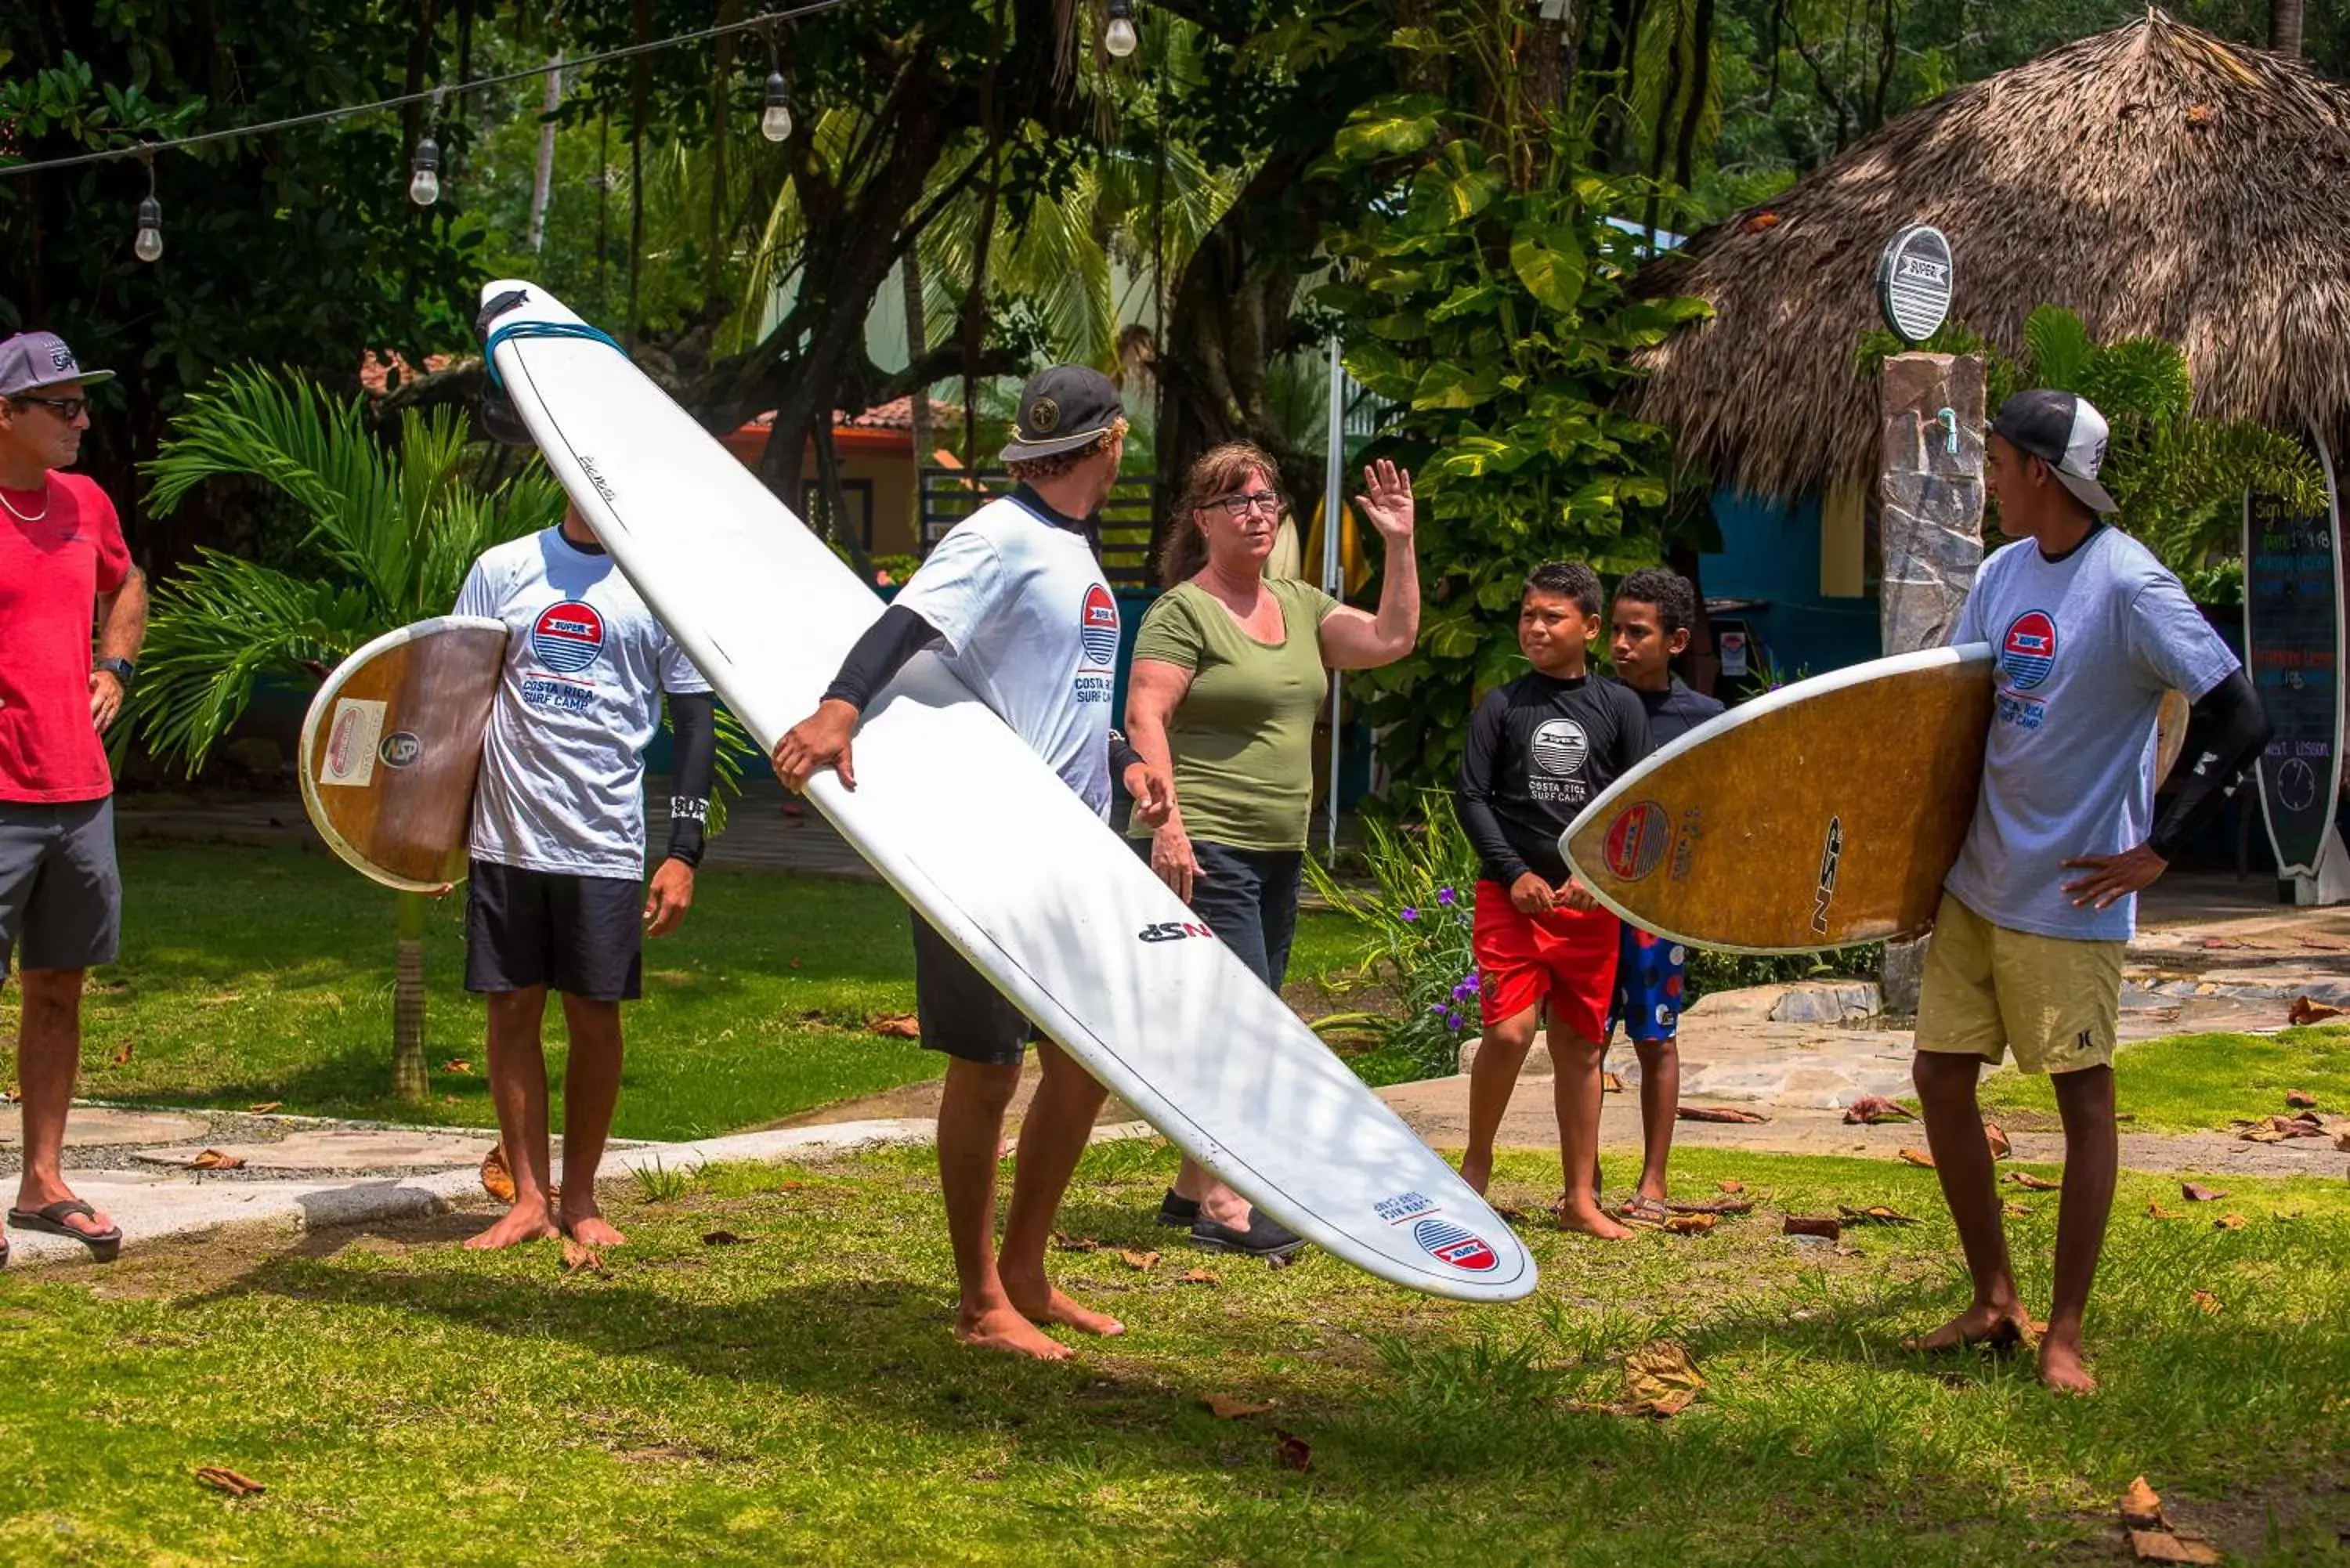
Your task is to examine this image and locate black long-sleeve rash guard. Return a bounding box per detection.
[663,690,718,867]
[2148,666,2271,862]
[1459,671,1650,889]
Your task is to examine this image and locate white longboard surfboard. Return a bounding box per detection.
[481,281,1532,1302]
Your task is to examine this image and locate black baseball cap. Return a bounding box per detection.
[0,331,114,398]
[1001,366,1123,463]
[1990,388,2117,514]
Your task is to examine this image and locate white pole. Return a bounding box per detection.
[1322,337,1346,862]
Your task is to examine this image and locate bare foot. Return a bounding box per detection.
[954,1302,1074,1360]
[2037,1337,2098,1395]
[465,1204,559,1251]
[560,1209,627,1248]
[1006,1281,1125,1338]
[1903,1302,2027,1353]
[1553,1198,1632,1241]
[1459,1151,1492,1195]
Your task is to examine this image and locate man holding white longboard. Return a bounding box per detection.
[772,367,1172,1360]
[1910,390,2269,1393]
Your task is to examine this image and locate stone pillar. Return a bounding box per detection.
[1877,352,1987,1013]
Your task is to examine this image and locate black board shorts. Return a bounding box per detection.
[910,912,1039,1067]
[0,798,121,973]
[465,858,642,1001]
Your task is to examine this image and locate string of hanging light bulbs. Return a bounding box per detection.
[0,0,1144,261]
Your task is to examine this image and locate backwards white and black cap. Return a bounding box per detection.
[1990,388,2117,514]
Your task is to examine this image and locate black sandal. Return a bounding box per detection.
[9,1199,123,1262]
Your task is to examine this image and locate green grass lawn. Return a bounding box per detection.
[1978,1023,2350,1133]
[4,1144,2348,1564]
[0,841,1373,1142]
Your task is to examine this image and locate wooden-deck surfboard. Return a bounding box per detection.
[1561,645,1996,953]
[298,616,508,893]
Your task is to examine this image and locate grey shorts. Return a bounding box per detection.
[0,797,122,974]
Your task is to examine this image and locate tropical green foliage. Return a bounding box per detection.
[1860,305,2329,600]
[131,368,566,774]
[1319,61,1710,782]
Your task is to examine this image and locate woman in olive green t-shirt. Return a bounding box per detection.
[1122,440,1421,1257]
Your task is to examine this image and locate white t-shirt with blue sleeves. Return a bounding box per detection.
[890,490,1118,817]
[454,528,710,878]
[1944,526,2239,941]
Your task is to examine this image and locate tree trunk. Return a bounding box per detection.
[391,892,430,1101]
[2271,0,2304,56]
[530,53,562,253]
[903,248,934,546]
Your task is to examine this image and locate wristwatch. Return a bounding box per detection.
[95,656,136,689]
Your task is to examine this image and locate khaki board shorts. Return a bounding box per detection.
[1914,891,2121,1075]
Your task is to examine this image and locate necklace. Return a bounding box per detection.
[0,481,50,523]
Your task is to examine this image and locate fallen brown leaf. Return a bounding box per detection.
[2006,1171,2062,1190]
[2120,1475,2165,1529]
[868,1013,921,1040]
[1052,1232,1101,1252]
[2293,1109,2324,1127]
[1897,1147,1937,1169]
[2337,1130,2350,1154]
[1662,1212,1718,1235]
[1176,1267,1221,1284]
[776,1180,806,1193]
[1202,1394,1271,1419]
[1118,1248,1161,1270]
[2128,1529,2220,1565]
[561,1237,608,1274]
[1601,1071,1625,1093]
[787,957,802,970]
[190,1149,245,1171]
[2002,1202,2032,1218]
[2181,1181,2228,1202]
[2191,1289,2222,1315]
[195,1466,266,1498]
[443,1058,472,1075]
[110,1043,133,1067]
[1718,1179,1745,1194]
[1842,1095,1918,1125]
[2289,995,2343,1026]
[1983,1122,2012,1159]
[1783,1215,1842,1241]
[1622,1340,1705,1418]
[1665,1198,1753,1216]
[2214,1213,2248,1230]
[481,1145,517,1205]
[2287,1089,2319,1109]
[1838,1205,1918,1226]
[248,1101,284,1115]
[1274,1429,1314,1471]
[701,1230,750,1246]
[2148,1203,2182,1219]
[1679,1105,1768,1124]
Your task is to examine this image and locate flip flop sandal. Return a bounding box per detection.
[1900,1317,2025,1355]
[1612,1194,1671,1227]
[8,1200,123,1262]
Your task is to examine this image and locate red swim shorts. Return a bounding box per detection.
[1471,880,1621,1044]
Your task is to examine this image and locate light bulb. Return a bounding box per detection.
[409,136,441,207]
[1105,15,1137,56]
[133,195,164,262]
[761,72,794,143]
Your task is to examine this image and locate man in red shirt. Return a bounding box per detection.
[0,331,148,1266]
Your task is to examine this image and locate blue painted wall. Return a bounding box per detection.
[1698,490,1882,680]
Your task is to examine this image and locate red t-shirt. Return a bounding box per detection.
[0,472,132,802]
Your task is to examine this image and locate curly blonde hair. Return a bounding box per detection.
[1155,441,1284,587]
[1003,415,1130,483]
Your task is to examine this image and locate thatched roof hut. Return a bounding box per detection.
[1637,11,2350,500]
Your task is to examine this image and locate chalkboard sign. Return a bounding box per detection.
[2242,432,2344,882]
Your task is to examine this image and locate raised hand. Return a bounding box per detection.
[1354,458,1415,543]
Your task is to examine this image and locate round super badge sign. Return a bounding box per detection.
[1876,225,1954,346]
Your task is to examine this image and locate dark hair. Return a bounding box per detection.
[1155,440,1284,587]
[1522,561,1602,618]
[1613,566,1697,636]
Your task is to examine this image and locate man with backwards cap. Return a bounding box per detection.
[0,332,146,1266]
[772,367,1170,1360]
[1907,389,2270,1393]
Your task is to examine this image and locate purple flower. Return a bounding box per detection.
[1443,1010,1463,1031]
[1437,887,1457,907]
[1400,906,1419,923]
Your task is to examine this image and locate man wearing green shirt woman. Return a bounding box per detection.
[1122,442,1421,1257]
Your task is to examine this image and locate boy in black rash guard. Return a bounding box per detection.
[1457,562,1649,1238]
[1602,567,1724,1223]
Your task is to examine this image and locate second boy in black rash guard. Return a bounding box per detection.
[1456,562,1649,1239]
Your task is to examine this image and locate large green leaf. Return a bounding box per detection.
[1331,94,1444,162]
[1509,230,1585,315]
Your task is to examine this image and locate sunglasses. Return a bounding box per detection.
[11,395,89,421]
[1212,490,1283,518]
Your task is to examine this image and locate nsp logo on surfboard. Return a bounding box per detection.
[1072,583,1120,706]
[1994,609,2058,731]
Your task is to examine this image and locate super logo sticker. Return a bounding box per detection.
[1079,583,1119,667]
[1998,610,2058,691]
[531,600,606,674]
[1412,1217,1499,1273]
[1602,800,1672,881]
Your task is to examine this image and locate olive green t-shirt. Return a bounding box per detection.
[1129,577,1340,851]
